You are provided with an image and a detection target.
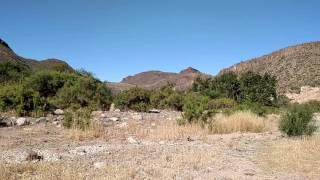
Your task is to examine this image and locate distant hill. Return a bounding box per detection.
[0,38,73,72]
[219,42,320,93]
[107,67,209,93]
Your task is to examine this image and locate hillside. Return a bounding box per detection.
[219,42,320,93]
[119,67,208,91]
[0,38,73,71]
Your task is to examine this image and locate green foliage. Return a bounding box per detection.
[302,100,320,113]
[207,98,237,110]
[0,62,31,83]
[63,108,92,130]
[150,84,183,111]
[114,87,151,112]
[181,93,211,123]
[279,104,317,136]
[233,102,278,116]
[239,72,277,106]
[0,67,112,116]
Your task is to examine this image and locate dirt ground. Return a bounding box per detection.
[0,112,319,180]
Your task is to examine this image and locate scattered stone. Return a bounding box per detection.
[108,117,120,122]
[16,117,29,126]
[114,109,121,112]
[26,150,43,161]
[116,122,128,128]
[148,109,161,113]
[127,137,138,144]
[187,136,194,142]
[36,117,47,123]
[132,114,143,121]
[54,109,64,115]
[244,169,256,176]
[0,117,15,127]
[94,161,107,169]
[56,115,64,121]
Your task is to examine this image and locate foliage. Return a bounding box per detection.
[0,67,112,116]
[207,98,237,110]
[114,87,152,112]
[279,104,317,136]
[63,108,92,130]
[0,62,31,84]
[181,93,211,123]
[150,84,183,111]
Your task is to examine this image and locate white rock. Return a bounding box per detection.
[108,117,119,122]
[35,117,47,123]
[132,114,143,121]
[116,122,128,128]
[109,103,115,111]
[127,137,138,144]
[149,109,161,113]
[54,109,64,115]
[94,161,107,169]
[16,117,29,126]
[114,109,121,112]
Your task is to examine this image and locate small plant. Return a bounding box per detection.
[63,108,92,130]
[279,104,317,136]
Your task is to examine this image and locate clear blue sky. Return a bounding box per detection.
[1,0,319,82]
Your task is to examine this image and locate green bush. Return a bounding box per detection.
[0,62,31,83]
[279,104,317,136]
[150,84,183,111]
[114,87,151,112]
[63,108,92,130]
[181,93,211,123]
[207,98,237,110]
[303,100,320,113]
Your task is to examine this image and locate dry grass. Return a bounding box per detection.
[258,136,320,178]
[148,121,208,140]
[65,123,108,141]
[0,162,85,180]
[209,111,270,134]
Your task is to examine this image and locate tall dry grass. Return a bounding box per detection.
[258,136,320,178]
[209,111,269,134]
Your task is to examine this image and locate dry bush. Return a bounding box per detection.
[258,136,320,178]
[148,121,208,140]
[209,111,269,134]
[65,122,108,141]
[0,162,84,180]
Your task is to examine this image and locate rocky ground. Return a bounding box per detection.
[0,111,320,180]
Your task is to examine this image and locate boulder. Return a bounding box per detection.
[16,117,29,126]
[149,109,161,113]
[0,117,15,127]
[108,117,120,122]
[54,109,64,115]
[109,103,115,111]
[127,137,138,144]
[35,117,47,124]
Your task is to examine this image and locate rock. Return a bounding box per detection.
[127,137,138,144]
[244,169,256,176]
[149,109,161,113]
[114,109,121,112]
[26,150,43,161]
[36,117,47,123]
[56,115,64,121]
[52,121,60,125]
[116,122,128,128]
[16,117,29,126]
[108,117,119,122]
[93,161,107,169]
[0,117,15,127]
[109,103,115,111]
[132,114,143,121]
[54,109,64,115]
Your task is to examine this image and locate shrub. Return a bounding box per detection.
[207,98,237,110]
[0,62,30,83]
[114,87,151,112]
[63,108,92,130]
[279,104,317,136]
[208,111,268,134]
[303,100,320,113]
[181,93,211,123]
[150,84,183,111]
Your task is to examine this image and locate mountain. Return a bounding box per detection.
[107,67,207,93]
[219,42,320,93]
[0,38,73,71]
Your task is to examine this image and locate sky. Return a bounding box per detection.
[1,0,319,82]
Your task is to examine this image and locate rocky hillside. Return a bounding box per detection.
[119,67,208,91]
[219,42,320,93]
[0,38,73,71]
